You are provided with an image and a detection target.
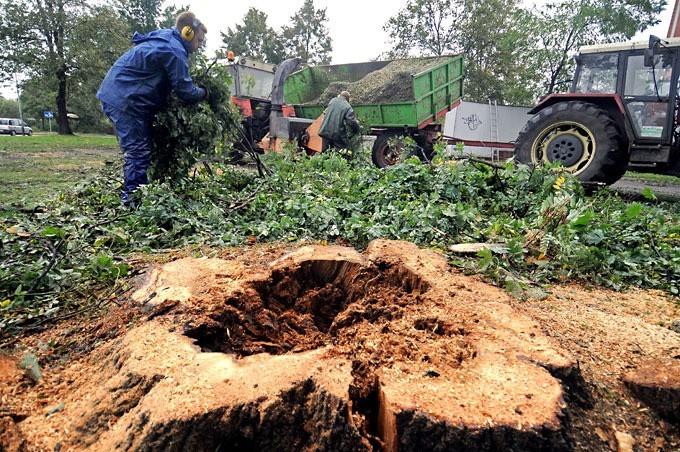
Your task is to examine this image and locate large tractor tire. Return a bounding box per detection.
[514,101,628,185]
[372,132,426,168]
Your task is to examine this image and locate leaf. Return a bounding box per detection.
[41,226,67,239]
[624,203,642,220]
[570,210,593,228]
[19,352,43,382]
[640,187,656,200]
[477,247,494,271]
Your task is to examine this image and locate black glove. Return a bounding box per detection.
[203,85,219,109]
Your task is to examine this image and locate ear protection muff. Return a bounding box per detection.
[181,18,202,41]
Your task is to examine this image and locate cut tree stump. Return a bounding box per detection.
[622,357,680,422]
[17,240,588,451]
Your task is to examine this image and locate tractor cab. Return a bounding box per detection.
[573,38,680,146]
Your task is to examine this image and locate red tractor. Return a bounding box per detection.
[514,36,680,184]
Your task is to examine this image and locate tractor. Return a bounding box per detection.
[514,36,680,184]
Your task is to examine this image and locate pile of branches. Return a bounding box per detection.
[150,55,245,183]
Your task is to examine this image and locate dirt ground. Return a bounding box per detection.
[1,240,678,451]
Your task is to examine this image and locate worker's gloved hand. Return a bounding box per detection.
[201,86,213,107]
[203,85,219,109]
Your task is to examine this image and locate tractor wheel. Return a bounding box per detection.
[372,132,417,168]
[514,101,628,185]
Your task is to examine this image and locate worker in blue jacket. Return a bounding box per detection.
[97,11,208,206]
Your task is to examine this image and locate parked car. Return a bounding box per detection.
[0,118,32,136]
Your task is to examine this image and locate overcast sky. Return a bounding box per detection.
[0,0,674,99]
[179,0,674,63]
[181,0,402,63]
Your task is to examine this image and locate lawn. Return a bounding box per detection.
[0,134,119,211]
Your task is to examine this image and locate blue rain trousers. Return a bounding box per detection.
[101,102,152,205]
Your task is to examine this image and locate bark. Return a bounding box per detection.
[56,64,72,135]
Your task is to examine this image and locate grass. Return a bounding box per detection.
[0,134,119,211]
[622,171,680,184]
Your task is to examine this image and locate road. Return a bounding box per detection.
[611,174,680,201]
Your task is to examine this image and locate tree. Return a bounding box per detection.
[281,0,332,65]
[383,0,460,58]
[116,0,188,34]
[456,0,525,103]
[0,0,92,134]
[0,98,20,118]
[383,0,665,105]
[116,0,162,34]
[219,7,285,64]
[4,4,130,134]
[158,4,189,29]
[384,0,524,103]
[67,6,131,131]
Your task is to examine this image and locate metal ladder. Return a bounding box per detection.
[488,100,499,162]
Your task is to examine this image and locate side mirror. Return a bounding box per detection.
[649,35,661,50]
[644,48,655,67]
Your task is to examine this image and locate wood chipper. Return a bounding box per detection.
[223,54,301,160]
[225,54,464,168]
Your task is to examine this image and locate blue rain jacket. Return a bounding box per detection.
[97,28,205,119]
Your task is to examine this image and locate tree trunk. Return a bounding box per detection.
[56,65,72,135]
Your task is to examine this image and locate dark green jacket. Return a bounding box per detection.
[318,96,360,142]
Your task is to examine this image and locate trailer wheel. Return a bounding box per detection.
[372,133,418,168]
[514,101,628,185]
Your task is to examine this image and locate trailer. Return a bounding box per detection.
[283,55,464,167]
[443,101,531,161]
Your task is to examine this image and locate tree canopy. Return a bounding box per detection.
[383,0,666,105]
[383,0,460,58]
[281,0,332,65]
[516,0,665,98]
[219,7,286,64]
[0,0,91,134]
[220,1,332,66]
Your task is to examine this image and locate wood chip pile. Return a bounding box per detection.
[308,57,450,105]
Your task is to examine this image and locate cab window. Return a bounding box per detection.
[623,53,675,139]
[573,54,619,94]
[624,54,673,97]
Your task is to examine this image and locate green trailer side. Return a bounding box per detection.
[284,55,464,129]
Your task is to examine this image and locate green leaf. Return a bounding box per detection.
[477,247,494,271]
[641,187,657,200]
[624,203,643,220]
[41,226,67,239]
[570,210,593,229]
